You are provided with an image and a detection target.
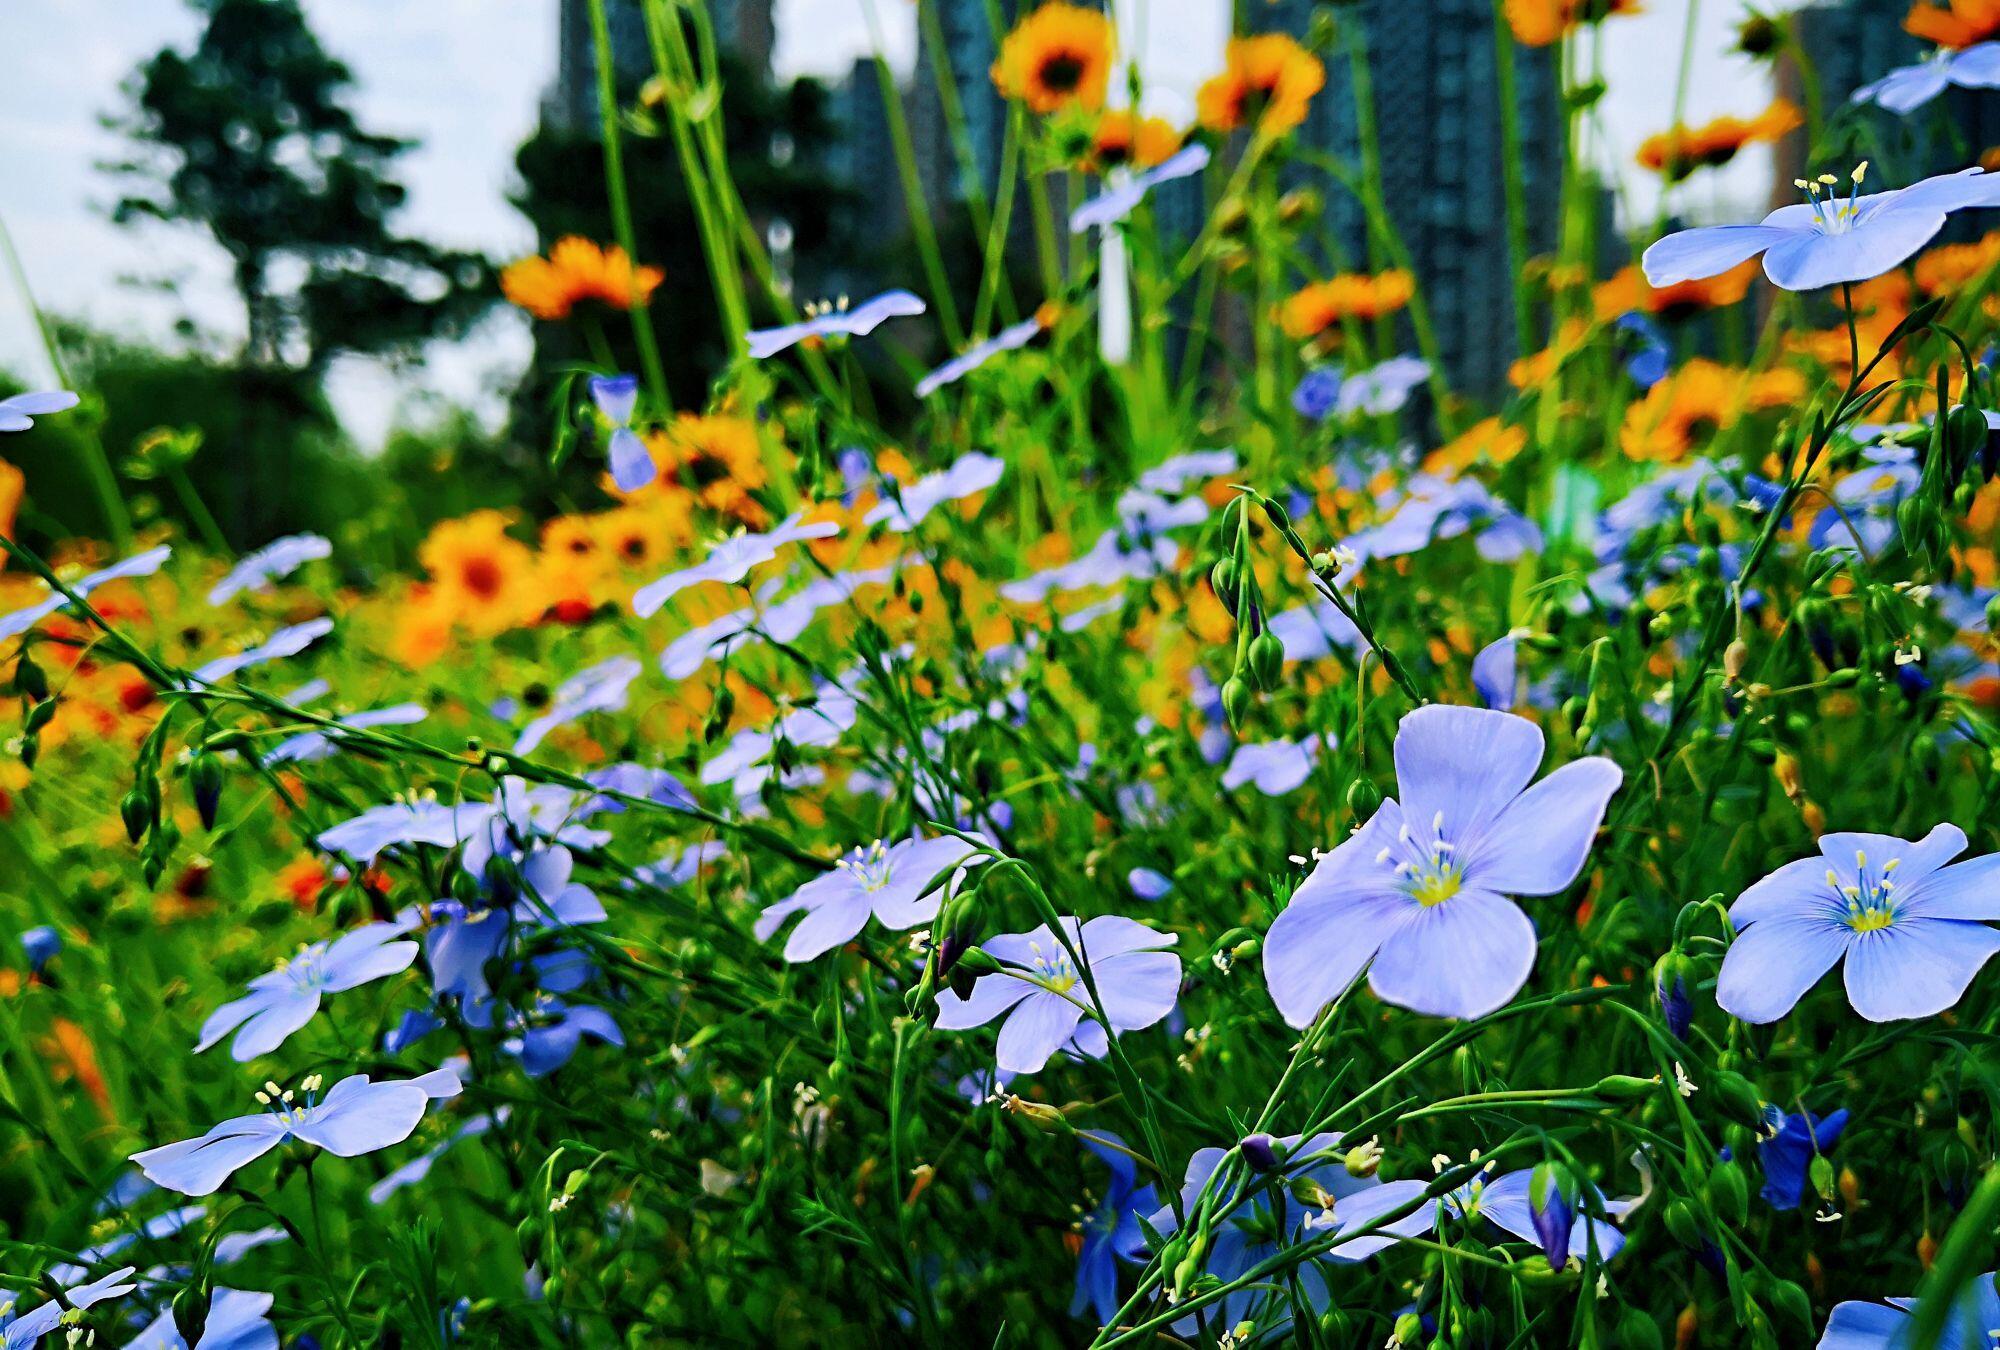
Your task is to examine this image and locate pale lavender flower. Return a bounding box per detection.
[914,319,1044,398]
[1263,705,1622,1023]
[514,655,644,754]
[934,915,1180,1074]
[0,546,172,643]
[632,514,842,616]
[588,373,653,491]
[1069,144,1211,232]
[745,290,926,360]
[0,391,80,433]
[754,835,978,962]
[864,453,1005,531]
[1329,1163,1630,1264]
[1221,735,1321,796]
[1336,355,1432,417]
[125,1286,277,1350]
[1,1267,137,1349]
[195,922,419,1061]
[1854,43,2000,113]
[187,617,333,685]
[1136,449,1238,495]
[265,703,427,765]
[1716,824,2000,1023]
[207,534,332,606]
[1472,632,1524,710]
[132,1070,461,1197]
[1643,165,2000,292]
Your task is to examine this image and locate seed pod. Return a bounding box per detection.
[1221,675,1252,729]
[1662,1197,1703,1248]
[1247,631,1284,689]
[121,787,153,844]
[1346,778,1381,818]
[1593,1073,1659,1102]
[1724,639,1749,684]
[1210,558,1239,608]
[1708,1158,1749,1225]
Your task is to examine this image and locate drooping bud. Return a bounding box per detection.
[1247,631,1284,689]
[1708,1158,1749,1225]
[190,752,223,831]
[1220,676,1252,729]
[1653,950,1694,1039]
[1238,1132,1281,1173]
[1528,1162,1577,1266]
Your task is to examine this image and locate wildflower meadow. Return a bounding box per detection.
[12,0,2000,1346]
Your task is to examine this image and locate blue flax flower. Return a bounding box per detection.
[19,926,58,974]
[1136,449,1237,495]
[1854,42,2000,113]
[1818,1271,2000,1349]
[0,546,172,643]
[207,533,332,606]
[744,290,926,360]
[264,702,427,765]
[1759,1108,1848,1210]
[187,617,332,685]
[1146,1132,1385,1336]
[863,452,1005,531]
[196,922,419,1061]
[1331,1162,1630,1265]
[2,1267,138,1349]
[1471,632,1523,710]
[1069,144,1211,232]
[1070,1131,1156,1326]
[1263,705,1622,1024]
[914,318,1045,398]
[1221,735,1321,796]
[513,655,643,754]
[755,835,978,962]
[126,1286,277,1350]
[587,373,653,492]
[504,996,625,1077]
[0,390,80,433]
[1644,164,2000,291]
[1715,824,2000,1023]
[132,1069,461,1196]
[632,513,842,616]
[934,915,1180,1073]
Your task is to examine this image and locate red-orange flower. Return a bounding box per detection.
[1197,35,1325,136]
[502,237,664,320]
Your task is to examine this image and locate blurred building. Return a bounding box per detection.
[824,58,909,290]
[1265,0,1571,398]
[547,0,775,133]
[1780,0,2000,195]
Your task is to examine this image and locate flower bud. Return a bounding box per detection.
[1346,777,1381,819]
[121,785,154,844]
[1653,951,1694,1039]
[1707,1158,1749,1225]
[1247,631,1284,689]
[190,752,223,831]
[1220,675,1252,729]
[1592,1073,1660,1101]
[1238,1132,1281,1173]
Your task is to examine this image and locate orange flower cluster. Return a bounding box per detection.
[1084,110,1183,172]
[501,237,664,321]
[1915,229,2000,294]
[1905,0,2000,47]
[1279,271,1415,340]
[1638,99,1802,181]
[991,3,1114,115]
[0,458,22,550]
[1594,259,1761,321]
[1504,0,1642,46]
[1619,358,1806,464]
[1197,35,1325,136]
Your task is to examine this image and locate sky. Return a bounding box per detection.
[0,0,1778,448]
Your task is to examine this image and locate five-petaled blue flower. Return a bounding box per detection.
[1817,1270,2000,1349]
[744,290,926,360]
[132,1069,461,1197]
[1716,823,2000,1023]
[1853,42,2000,113]
[935,915,1180,1074]
[196,922,419,1061]
[755,834,978,963]
[1263,705,1622,1024]
[1069,1130,1156,1326]
[1644,164,2000,292]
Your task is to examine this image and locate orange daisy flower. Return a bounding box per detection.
[1638,99,1801,182]
[991,4,1115,115]
[1087,110,1183,171]
[501,237,664,321]
[1505,0,1642,46]
[1279,271,1415,340]
[1593,259,1760,321]
[415,510,545,635]
[1197,34,1326,136]
[1906,0,2000,47]
[639,414,769,523]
